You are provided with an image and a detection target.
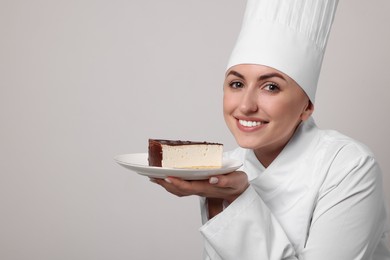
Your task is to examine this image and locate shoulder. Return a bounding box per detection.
[315,128,383,193]
[318,128,376,162]
[296,120,383,192]
[302,118,375,159]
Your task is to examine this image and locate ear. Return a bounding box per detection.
[300,100,314,121]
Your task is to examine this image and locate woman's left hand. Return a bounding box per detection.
[150,171,249,204]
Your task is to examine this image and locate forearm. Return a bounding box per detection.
[207,198,224,219]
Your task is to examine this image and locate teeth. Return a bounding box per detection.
[239,119,262,127]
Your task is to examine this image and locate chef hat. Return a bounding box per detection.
[227,0,339,103]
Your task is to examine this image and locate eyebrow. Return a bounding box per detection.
[226,70,287,82]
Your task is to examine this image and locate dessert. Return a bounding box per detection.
[148,139,223,169]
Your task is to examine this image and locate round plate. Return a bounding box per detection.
[114,153,243,180]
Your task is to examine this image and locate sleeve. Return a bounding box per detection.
[299,149,390,259]
[199,186,297,260]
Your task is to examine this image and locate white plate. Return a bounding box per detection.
[114,153,243,180]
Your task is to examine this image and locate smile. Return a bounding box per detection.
[239,119,264,127]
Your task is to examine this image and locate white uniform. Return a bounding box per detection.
[200,118,390,259]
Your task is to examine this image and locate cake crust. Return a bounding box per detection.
[148,139,163,167]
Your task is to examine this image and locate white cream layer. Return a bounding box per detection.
[161,144,223,169]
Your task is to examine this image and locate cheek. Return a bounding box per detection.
[257,96,287,117]
[223,92,235,114]
[222,92,238,128]
[275,98,307,122]
[261,95,302,121]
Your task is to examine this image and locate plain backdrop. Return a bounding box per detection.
[0,0,389,259]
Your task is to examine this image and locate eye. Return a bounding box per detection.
[229,81,244,89]
[263,83,280,93]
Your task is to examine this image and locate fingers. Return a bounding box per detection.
[208,171,248,189]
[148,171,249,202]
[209,177,219,184]
[149,176,206,197]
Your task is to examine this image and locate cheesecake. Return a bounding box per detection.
[148,139,223,169]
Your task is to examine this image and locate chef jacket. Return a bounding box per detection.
[200,117,390,260]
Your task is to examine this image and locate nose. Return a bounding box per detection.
[239,88,258,114]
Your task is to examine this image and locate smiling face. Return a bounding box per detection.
[223,64,314,167]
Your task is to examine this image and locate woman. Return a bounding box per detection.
[152,0,390,259]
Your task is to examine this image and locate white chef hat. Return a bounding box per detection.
[227,0,339,103]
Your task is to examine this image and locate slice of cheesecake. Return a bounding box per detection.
[148,139,223,169]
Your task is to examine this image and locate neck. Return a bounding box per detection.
[254,146,284,168]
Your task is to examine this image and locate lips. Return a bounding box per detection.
[237,118,268,131]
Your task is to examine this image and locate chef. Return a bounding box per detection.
[152,0,390,259]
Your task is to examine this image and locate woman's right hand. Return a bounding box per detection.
[150,171,249,204]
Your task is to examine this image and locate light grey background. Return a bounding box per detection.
[0,0,389,259]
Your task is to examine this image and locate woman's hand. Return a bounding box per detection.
[150,171,249,204]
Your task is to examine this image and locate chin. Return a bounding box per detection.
[234,137,260,150]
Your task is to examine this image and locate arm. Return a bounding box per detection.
[201,150,389,259]
[152,172,302,259]
[151,149,389,259]
[200,186,297,260]
[206,198,224,219]
[299,155,389,259]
